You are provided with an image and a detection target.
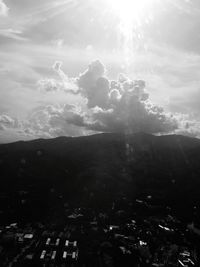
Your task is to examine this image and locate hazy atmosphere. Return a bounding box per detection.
[1,1,200,266]
[0,0,200,142]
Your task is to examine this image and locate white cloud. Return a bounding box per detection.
[23,104,88,138]
[40,60,179,135]
[174,113,200,138]
[37,59,200,138]
[1,55,200,141]
[0,114,19,130]
[0,0,9,17]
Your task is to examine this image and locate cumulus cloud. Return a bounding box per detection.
[77,60,110,109]
[174,113,200,138]
[46,59,178,135]
[21,105,88,138]
[0,106,88,140]
[53,61,67,82]
[0,0,9,17]
[4,59,198,140]
[38,61,79,94]
[38,78,61,92]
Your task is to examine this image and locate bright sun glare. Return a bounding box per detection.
[106,0,159,65]
[108,0,158,26]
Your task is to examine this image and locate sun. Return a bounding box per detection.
[105,0,160,63]
[108,0,158,26]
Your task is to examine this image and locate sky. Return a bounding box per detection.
[0,0,200,143]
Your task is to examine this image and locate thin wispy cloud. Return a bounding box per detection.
[0,28,28,41]
[9,0,77,33]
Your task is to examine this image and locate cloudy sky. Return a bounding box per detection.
[0,0,200,143]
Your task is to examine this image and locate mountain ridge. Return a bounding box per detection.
[1,132,200,218]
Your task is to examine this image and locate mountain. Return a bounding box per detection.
[0,133,200,220]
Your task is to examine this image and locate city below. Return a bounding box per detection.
[0,195,199,267]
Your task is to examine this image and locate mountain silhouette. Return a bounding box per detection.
[0,133,200,220]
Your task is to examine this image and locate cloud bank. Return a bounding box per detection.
[2,60,200,141]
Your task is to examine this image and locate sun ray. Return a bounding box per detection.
[104,0,160,69]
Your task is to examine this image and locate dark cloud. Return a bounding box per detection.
[77,60,110,109]
[87,101,177,134]
[62,104,85,127]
